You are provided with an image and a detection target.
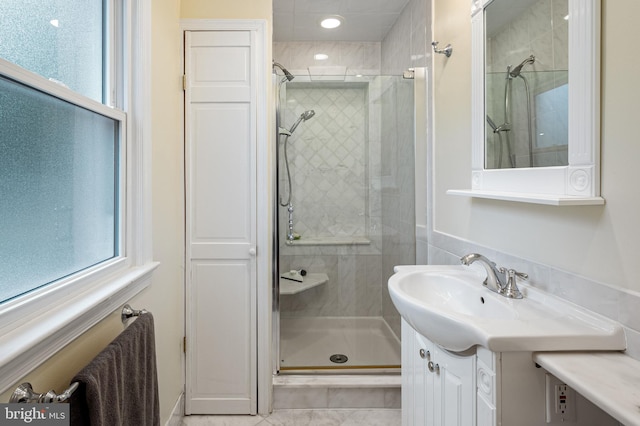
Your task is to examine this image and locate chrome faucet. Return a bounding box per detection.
[460,253,527,299]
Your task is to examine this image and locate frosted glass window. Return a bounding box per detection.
[0,0,104,102]
[0,75,119,303]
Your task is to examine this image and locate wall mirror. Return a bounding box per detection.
[450,0,603,205]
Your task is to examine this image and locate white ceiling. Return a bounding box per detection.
[273,0,411,42]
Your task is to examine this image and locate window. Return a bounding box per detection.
[0,0,120,304]
[0,76,121,303]
[0,0,104,102]
[0,0,153,392]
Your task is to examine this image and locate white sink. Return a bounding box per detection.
[388,265,626,352]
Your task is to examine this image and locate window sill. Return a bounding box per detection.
[0,261,159,393]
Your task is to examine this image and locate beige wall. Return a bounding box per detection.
[181,0,271,19]
[149,0,185,421]
[432,0,640,292]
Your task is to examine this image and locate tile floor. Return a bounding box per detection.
[181,409,401,425]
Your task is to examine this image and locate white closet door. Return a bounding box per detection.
[185,29,257,415]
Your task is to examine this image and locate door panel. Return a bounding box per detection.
[191,104,252,242]
[185,28,257,415]
[189,261,253,413]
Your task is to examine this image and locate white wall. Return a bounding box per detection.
[430,0,640,359]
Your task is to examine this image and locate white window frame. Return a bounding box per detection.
[0,0,155,393]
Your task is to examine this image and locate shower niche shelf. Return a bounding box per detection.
[280,273,329,295]
[286,237,370,246]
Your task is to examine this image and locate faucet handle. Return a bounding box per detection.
[501,269,524,299]
[514,270,528,280]
[500,267,528,280]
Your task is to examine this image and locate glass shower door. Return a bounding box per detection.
[275,74,415,373]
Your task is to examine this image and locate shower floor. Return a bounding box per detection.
[279,316,401,373]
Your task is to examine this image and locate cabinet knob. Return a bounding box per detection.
[428,361,440,373]
[419,349,430,359]
[249,247,257,256]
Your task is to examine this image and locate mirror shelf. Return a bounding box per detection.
[450,0,603,205]
[447,189,604,206]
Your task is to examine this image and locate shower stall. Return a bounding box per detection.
[273,68,416,374]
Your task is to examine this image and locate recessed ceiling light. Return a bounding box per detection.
[50,19,59,27]
[314,53,329,61]
[320,16,343,29]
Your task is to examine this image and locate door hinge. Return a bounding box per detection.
[182,75,187,91]
[183,336,187,353]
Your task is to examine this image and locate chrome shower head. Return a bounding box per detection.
[509,55,535,78]
[486,114,510,133]
[273,61,295,82]
[288,110,315,134]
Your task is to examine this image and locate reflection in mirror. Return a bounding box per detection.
[484,0,568,169]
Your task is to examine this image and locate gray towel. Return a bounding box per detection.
[70,313,160,426]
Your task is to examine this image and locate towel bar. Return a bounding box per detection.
[10,382,79,403]
[121,304,147,323]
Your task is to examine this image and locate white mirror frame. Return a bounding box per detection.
[449,0,604,205]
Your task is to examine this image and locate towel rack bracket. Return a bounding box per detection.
[121,304,147,323]
[10,382,79,403]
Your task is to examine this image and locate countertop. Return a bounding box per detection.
[533,351,640,426]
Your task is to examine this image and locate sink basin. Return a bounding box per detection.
[388,265,626,352]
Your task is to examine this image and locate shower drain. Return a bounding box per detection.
[330,354,348,364]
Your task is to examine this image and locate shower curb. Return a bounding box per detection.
[273,375,401,409]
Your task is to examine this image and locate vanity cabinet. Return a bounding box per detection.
[402,320,476,426]
[402,319,536,426]
[401,320,616,426]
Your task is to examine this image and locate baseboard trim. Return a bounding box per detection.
[165,392,184,426]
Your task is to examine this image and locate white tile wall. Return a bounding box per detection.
[381,0,430,75]
[282,85,369,240]
[487,0,568,72]
[273,41,381,76]
[277,80,384,320]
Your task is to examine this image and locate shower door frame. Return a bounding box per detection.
[272,73,283,376]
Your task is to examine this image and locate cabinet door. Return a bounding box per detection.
[415,334,434,426]
[401,320,433,426]
[432,346,476,426]
[401,321,476,426]
[402,320,430,426]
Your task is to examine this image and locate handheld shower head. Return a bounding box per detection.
[486,114,510,133]
[273,61,295,82]
[509,55,535,78]
[487,115,498,132]
[288,110,315,134]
